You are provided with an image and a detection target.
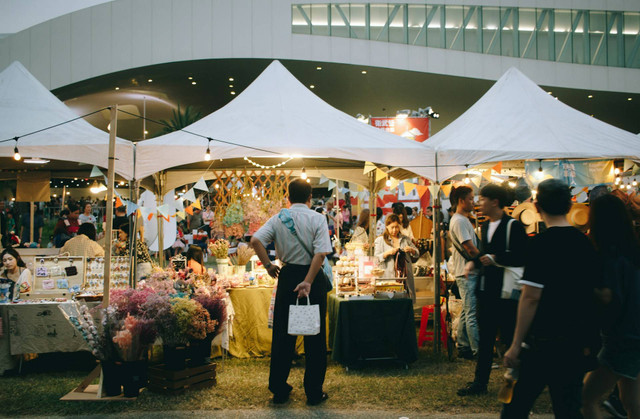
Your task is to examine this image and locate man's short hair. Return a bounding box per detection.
[480,184,510,209]
[288,179,312,204]
[450,186,473,207]
[537,179,572,215]
[514,185,532,203]
[78,223,97,241]
[115,206,126,214]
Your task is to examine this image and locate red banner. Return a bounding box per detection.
[370,117,430,142]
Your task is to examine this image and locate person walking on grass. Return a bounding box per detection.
[251,179,332,406]
[502,179,599,418]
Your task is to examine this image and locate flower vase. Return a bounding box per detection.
[163,344,187,371]
[100,360,122,397]
[121,360,147,398]
[216,258,229,277]
[189,335,214,366]
[233,265,246,276]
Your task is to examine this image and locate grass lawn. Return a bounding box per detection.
[0,346,552,417]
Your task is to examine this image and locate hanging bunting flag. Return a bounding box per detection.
[403,182,416,195]
[176,210,186,220]
[185,205,194,216]
[633,164,640,175]
[139,206,152,220]
[415,185,429,197]
[115,197,124,208]
[113,189,122,199]
[492,162,503,174]
[482,170,493,182]
[192,199,202,210]
[126,201,138,216]
[363,161,376,175]
[441,184,452,197]
[319,175,329,185]
[377,190,386,198]
[90,166,104,178]
[341,187,350,194]
[375,168,387,182]
[624,159,634,172]
[183,188,197,202]
[350,196,358,205]
[173,197,185,212]
[327,180,336,190]
[388,179,400,190]
[193,177,208,192]
[471,176,482,188]
[427,184,441,197]
[156,204,172,217]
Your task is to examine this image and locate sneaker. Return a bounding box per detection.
[272,385,293,405]
[603,395,627,419]
[457,382,488,396]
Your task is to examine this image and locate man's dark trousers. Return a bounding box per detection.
[269,264,327,400]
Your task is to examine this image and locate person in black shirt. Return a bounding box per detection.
[502,179,598,418]
[457,184,527,397]
[112,206,128,231]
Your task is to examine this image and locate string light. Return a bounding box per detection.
[386,175,392,187]
[301,168,307,180]
[614,167,621,175]
[464,164,470,184]
[306,178,311,183]
[633,180,638,187]
[243,156,293,169]
[13,137,20,161]
[204,137,212,161]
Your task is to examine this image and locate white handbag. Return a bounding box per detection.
[497,219,524,300]
[287,297,321,336]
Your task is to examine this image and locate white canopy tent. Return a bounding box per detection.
[135,60,437,181]
[0,62,135,180]
[428,67,640,182]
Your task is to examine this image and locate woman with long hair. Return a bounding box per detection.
[393,204,414,240]
[374,214,419,302]
[0,247,31,302]
[583,194,640,418]
[186,245,206,274]
[349,209,370,244]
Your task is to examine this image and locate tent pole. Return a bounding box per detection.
[433,153,442,354]
[156,171,165,269]
[61,185,66,210]
[29,201,34,244]
[102,105,117,307]
[368,171,376,256]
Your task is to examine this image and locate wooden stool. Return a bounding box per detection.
[417,304,448,348]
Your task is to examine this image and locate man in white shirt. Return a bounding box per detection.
[251,179,332,406]
[448,186,480,360]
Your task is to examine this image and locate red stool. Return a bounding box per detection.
[417,304,448,348]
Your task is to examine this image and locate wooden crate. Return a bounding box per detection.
[148,363,216,395]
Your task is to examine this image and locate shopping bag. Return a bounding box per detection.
[287,297,320,336]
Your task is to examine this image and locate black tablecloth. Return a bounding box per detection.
[328,294,418,366]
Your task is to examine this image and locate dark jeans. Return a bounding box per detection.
[269,264,328,400]
[501,342,585,419]
[474,296,518,386]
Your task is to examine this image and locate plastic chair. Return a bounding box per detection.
[417,304,448,348]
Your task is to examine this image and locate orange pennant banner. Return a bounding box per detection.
[115,197,123,208]
[147,213,154,221]
[415,185,429,197]
[492,162,503,174]
[185,205,194,216]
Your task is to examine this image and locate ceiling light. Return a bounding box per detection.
[628,97,633,101]
[633,180,638,187]
[229,84,233,88]
[385,175,392,187]
[361,70,367,74]
[627,184,632,189]
[614,167,621,175]
[115,87,119,90]
[24,157,50,164]
[547,91,552,95]
[144,130,148,135]
[191,81,196,85]
[90,181,107,193]
[229,77,234,81]
[119,181,125,185]
[214,183,219,189]
[13,146,20,161]
[615,177,621,184]
[66,192,70,195]
[309,85,315,89]
[188,76,193,80]
[301,168,307,180]
[587,95,593,99]
[148,79,153,82]
[230,91,236,95]
[396,109,410,119]
[316,66,322,70]
[306,178,310,183]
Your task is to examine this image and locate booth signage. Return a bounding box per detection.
[370,117,430,142]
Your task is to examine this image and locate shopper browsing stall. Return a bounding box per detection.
[349,209,370,244]
[250,179,332,406]
[186,245,206,275]
[374,214,419,302]
[60,223,105,258]
[114,223,153,280]
[0,247,31,302]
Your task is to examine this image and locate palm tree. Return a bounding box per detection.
[158,104,203,134]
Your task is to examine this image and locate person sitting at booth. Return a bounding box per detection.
[186,245,206,274]
[0,247,31,302]
[114,223,153,280]
[374,214,419,302]
[60,223,105,258]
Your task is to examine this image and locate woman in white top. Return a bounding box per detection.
[374,214,419,302]
[349,209,369,244]
[78,203,97,227]
[393,205,415,241]
[0,247,32,302]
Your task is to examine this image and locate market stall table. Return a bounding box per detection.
[227,287,274,358]
[328,294,418,368]
[0,302,97,374]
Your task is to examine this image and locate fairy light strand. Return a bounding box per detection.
[243,156,293,169]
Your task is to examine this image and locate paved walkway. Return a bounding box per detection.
[32,410,556,419]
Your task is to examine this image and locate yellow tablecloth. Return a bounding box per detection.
[227,287,275,358]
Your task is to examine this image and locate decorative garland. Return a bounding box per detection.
[243,156,293,169]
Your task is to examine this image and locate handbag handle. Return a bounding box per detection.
[295,296,312,306]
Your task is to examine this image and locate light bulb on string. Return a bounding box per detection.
[615,177,621,184]
[301,168,307,180]
[626,184,632,190]
[464,164,470,184]
[306,178,310,183]
[386,175,392,187]
[13,137,21,161]
[633,180,638,187]
[614,167,621,175]
[204,137,213,161]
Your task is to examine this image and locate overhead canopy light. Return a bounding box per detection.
[23,157,50,164]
